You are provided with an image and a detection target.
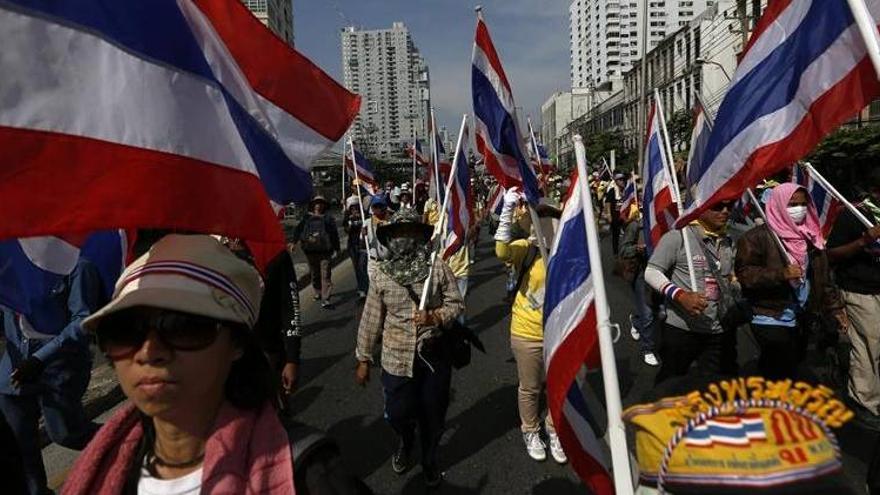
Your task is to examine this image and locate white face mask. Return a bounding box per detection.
[787,205,808,224]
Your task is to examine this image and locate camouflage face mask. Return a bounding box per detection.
[380,236,431,286]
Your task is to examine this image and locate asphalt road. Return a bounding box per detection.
[43,226,879,494]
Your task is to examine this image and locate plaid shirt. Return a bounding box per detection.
[356,259,464,377]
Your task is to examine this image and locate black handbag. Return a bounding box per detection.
[696,234,753,330]
[442,320,486,369]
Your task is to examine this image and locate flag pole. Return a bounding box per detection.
[527,116,550,195]
[411,126,418,190]
[430,108,443,203]
[845,0,880,79]
[348,136,374,255]
[419,114,469,310]
[573,134,635,495]
[341,137,347,205]
[654,89,698,291]
[803,162,876,228]
[745,188,795,264]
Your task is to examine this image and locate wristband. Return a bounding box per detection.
[662,282,684,301]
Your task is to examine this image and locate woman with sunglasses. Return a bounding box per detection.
[735,183,848,379]
[63,235,294,494]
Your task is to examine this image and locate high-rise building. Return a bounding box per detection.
[241,0,294,46]
[569,0,710,91]
[341,22,431,159]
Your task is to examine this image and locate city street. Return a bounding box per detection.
[43,228,880,494]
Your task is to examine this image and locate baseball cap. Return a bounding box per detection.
[82,235,263,332]
[369,195,388,208]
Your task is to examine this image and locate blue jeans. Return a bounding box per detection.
[349,246,369,294]
[631,272,657,353]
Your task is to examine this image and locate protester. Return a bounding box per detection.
[354,209,463,488]
[604,173,627,254]
[398,184,414,210]
[828,169,880,428]
[619,204,659,367]
[425,201,471,322]
[0,258,103,495]
[735,183,847,380]
[63,234,295,494]
[414,181,429,215]
[645,200,738,385]
[343,197,370,299]
[293,195,340,309]
[494,188,567,465]
[366,195,391,280]
[383,181,400,211]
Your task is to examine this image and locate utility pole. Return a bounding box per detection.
[737,0,749,48]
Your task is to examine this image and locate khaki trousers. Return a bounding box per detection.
[510,335,554,433]
[845,290,880,414]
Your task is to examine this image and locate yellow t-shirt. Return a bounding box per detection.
[496,239,544,341]
[426,199,470,279]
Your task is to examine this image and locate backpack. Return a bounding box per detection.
[300,216,331,253]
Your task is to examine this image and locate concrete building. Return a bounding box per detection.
[540,89,592,162]
[341,22,431,160]
[569,0,711,92]
[241,0,294,46]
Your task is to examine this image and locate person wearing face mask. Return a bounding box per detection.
[354,209,463,488]
[735,183,847,380]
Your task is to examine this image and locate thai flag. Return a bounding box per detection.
[618,180,637,222]
[543,172,612,495]
[678,0,880,226]
[407,139,430,166]
[685,99,712,204]
[642,103,679,254]
[532,142,554,175]
[487,185,505,217]
[345,148,381,196]
[471,12,542,204]
[793,166,844,237]
[0,232,128,335]
[0,1,359,243]
[443,125,473,260]
[684,413,767,448]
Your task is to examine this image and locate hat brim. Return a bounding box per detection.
[376,222,433,243]
[82,286,252,333]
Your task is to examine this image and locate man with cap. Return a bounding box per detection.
[293,195,340,309]
[398,183,414,211]
[355,209,463,488]
[604,172,628,255]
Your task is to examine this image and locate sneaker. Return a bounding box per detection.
[522,431,547,461]
[547,432,568,464]
[391,440,411,474]
[643,352,660,367]
[321,300,334,310]
[357,290,367,299]
[313,293,321,301]
[424,466,444,488]
[629,314,641,341]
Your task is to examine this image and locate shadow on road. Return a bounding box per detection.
[440,384,518,470]
[296,351,349,390]
[285,385,323,416]
[532,477,587,494]
[328,414,397,479]
[467,303,510,333]
[398,473,489,495]
[302,316,354,337]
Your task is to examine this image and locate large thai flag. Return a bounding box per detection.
[487,185,505,217]
[618,180,637,222]
[685,99,712,203]
[531,142,554,175]
[471,13,542,204]
[0,232,128,335]
[543,172,612,495]
[0,1,359,243]
[642,104,679,254]
[443,125,473,260]
[793,166,843,237]
[678,0,880,226]
[345,148,381,196]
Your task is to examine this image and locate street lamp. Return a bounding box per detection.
[694,57,732,82]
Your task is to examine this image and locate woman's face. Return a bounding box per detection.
[113,321,241,422]
[788,190,809,207]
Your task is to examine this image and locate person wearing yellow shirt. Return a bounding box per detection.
[425,199,471,321]
[494,188,567,465]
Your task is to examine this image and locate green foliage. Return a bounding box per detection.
[667,109,693,152]
[807,124,880,196]
[579,129,637,174]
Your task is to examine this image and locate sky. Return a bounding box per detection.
[293,0,572,134]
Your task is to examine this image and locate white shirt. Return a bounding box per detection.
[138,466,202,495]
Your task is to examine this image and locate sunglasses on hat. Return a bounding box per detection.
[95,308,227,360]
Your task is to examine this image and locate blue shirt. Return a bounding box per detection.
[752,261,810,328]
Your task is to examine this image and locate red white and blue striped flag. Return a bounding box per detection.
[345,147,381,196]
[443,124,473,260]
[0,0,359,242]
[471,11,542,204]
[407,138,430,166]
[793,166,844,237]
[618,179,637,222]
[642,103,678,254]
[543,171,613,495]
[685,98,712,203]
[678,0,880,226]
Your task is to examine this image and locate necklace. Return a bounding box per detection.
[149,451,205,469]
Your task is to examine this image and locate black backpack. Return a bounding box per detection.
[300,216,332,253]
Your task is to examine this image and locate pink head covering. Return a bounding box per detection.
[765,182,824,270]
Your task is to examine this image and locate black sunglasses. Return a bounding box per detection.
[95,308,225,360]
[710,201,735,212]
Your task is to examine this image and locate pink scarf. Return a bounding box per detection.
[765,182,824,270]
[62,401,295,495]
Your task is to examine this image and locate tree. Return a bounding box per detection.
[577,129,637,174]
[667,109,693,153]
[807,124,880,196]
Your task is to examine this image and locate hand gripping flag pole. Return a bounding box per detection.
[573,135,635,494]
[348,136,374,255]
[419,114,469,310]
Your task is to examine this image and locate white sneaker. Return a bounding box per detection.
[548,432,568,464]
[629,314,640,341]
[522,432,546,461]
[643,352,660,367]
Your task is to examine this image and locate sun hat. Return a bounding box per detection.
[82,234,263,332]
[376,209,433,244]
[308,195,328,209]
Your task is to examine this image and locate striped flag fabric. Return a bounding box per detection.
[642,103,679,254]
[685,98,712,203]
[487,185,505,217]
[0,232,129,336]
[793,166,844,237]
[345,147,381,196]
[407,138,430,166]
[443,124,473,260]
[618,179,637,222]
[471,11,542,204]
[678,0,880,226]
[543,171,613,495]
[0,0,359,242]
